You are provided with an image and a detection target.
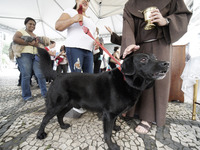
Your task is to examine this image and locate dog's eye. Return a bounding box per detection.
[140,57,147,63]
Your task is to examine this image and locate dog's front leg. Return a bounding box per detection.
[103,112,120,150]
[37,112,55,139]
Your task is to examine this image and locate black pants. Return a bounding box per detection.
[93,53,101,73]
[108,58,116,69]
[56,64,68,74]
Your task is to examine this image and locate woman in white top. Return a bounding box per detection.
[55,0,97,74]
[55,0,97,117]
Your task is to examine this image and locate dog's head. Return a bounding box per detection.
[21,36,36,42]
[121,53,169,90]
[37,36,50,48]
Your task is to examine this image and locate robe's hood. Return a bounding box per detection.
[124,0,171,18]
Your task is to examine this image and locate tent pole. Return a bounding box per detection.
[36,0,46,36]
[53,0,64,11]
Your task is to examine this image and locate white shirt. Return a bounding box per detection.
[64,8,96,51]
[46,46,56,60]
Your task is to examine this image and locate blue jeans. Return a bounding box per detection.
[16,53,47,100]
[66,47,93,73]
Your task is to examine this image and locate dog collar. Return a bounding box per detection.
[118,67,126,81]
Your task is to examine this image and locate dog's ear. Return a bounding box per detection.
[121,55,135,75]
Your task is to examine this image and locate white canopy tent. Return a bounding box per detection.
[0,0,128,42]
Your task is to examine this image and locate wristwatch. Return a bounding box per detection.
[165,18,170,25]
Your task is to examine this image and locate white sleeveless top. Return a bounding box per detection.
[64,8,96,51]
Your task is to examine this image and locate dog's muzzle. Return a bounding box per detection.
[153,61,169,80]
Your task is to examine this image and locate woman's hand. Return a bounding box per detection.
[105,26,113,34]
[123,44,140,58]
[28,39,38,47]
[150,9,168,26]
[72,14,83,23]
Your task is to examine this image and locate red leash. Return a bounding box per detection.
[82,26,121,69]
[78,4,83,26]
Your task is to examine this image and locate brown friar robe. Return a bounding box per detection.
[111,32,122,45]
[121,0,192,126]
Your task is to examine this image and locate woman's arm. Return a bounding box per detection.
[55,13,83,31]
[48,50,56,56]
[13,31,27,45]
[13,31,38,47]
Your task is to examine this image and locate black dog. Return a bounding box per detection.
[36,48,169,150]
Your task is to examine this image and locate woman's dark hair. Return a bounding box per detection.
[60,45,66,52]
[50,40,55,44]
[114,46,119,52]
[73,0,90,9]
[73,4,77,9]
[24,17,36,25]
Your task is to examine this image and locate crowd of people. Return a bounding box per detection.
[12,0,192,135]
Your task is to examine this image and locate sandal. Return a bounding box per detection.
[135,121,152,134]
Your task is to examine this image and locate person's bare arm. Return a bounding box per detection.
[55,13,83,31]
[13,31,38,47]
[105,26,113,34]
[48,50,56,56]
[114,51,121,61]
[13,31,28,45]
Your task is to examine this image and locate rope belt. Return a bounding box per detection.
[143,39,158,43]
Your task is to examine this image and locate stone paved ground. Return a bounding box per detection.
[0,68,200,150]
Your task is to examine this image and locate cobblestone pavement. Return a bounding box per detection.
[0,68,200,150]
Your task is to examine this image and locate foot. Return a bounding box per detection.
[37,132,47,139]
[65,109,83,118]
[135,121,151,134]
[60,123,70,129]
[24,97,34,102]
[73,108,87,114]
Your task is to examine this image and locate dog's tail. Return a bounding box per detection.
[37,47,57,81]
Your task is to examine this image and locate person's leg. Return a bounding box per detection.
[16,53,33,100]
[82,50,93,73]
[56,65,62,73]
[66,47,84,73]
[33,55,47,97]
[62,64,68,73]
[93,53,101,73]
[96,60,101,73]
[93,54,98,73]
[18,73,21,86]
[51,60,54,69]
[66,48,87,116]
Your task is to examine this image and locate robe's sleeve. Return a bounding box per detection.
[110,32,122,45]
[120,9,136,57]
[163,0,192,43]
